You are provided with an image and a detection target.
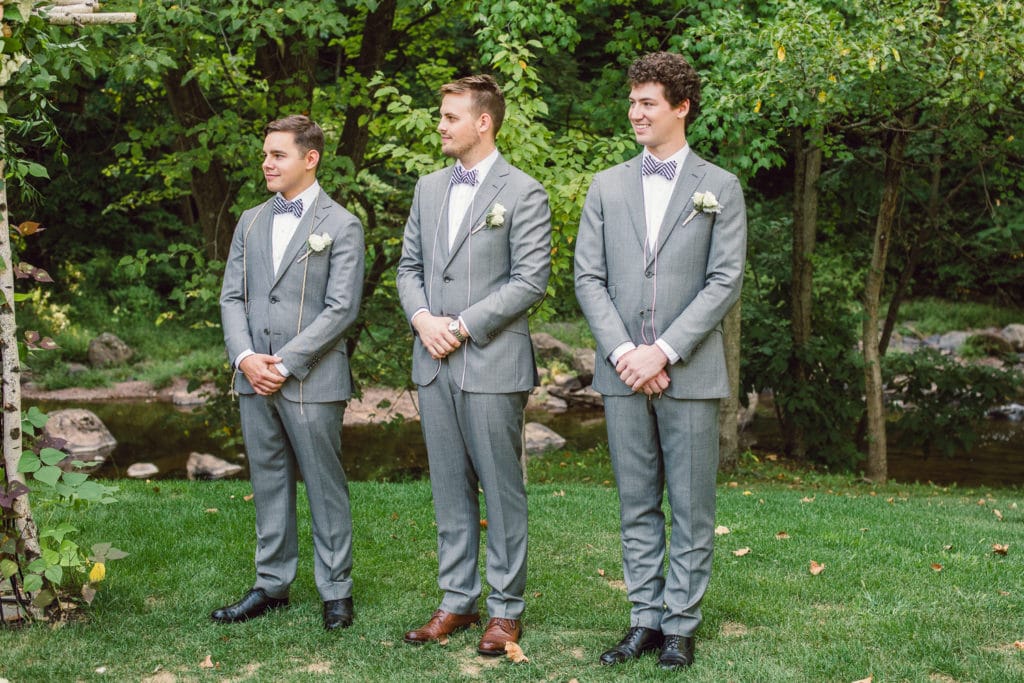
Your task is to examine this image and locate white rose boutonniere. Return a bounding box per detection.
[299,232,333,261]
[682,191,723,227]
[474,203,507,234]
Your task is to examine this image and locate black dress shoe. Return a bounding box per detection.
[599,626,664,665]
[210,588,288,623]
[323,597,354,630]
[658,634,695,669]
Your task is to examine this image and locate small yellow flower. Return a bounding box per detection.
[754,100,762,113]
[776,45,786,62]
[818,91,827,103]
[89,562,106,583]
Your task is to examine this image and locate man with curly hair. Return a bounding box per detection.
[575,52,747,670]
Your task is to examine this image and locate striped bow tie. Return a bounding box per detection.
[642,156,677,181]
[273,195,303,218]
[451,166,479,186]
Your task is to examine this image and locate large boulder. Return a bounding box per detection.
[524,422,567,454]
[42,408,116,462]
[531,333,572,361]
[570,347,595,385]
[966,331,1015,357]
[87,332,134,368]
[1000,323,1024,351]
[187,452,243,480]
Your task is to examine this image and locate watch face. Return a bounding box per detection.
[448,320,459,333]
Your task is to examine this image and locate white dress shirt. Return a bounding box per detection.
[609,146,689,367]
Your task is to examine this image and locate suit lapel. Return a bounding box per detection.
[650,151,708,264]
[251,200,276,282]
[621,154,647,250]
[273,190,326,286]
[445,156,509,264]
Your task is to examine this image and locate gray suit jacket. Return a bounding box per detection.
[574,150,746,399]
[220,188,365,402]
[396,154,551,393]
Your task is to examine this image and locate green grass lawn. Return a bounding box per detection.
[2,460,1021,682]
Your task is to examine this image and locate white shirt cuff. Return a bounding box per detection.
[234,349,255,369]
[275,362,291,378]
[609,342,636,365]
[655,338,680,364]
[457,315,473,341]
[411,308,430,324]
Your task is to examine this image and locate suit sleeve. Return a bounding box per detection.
[220,210,256,366]
[574,175,633,357]
[275,209,365,381]
[658,173,746,363]
[396,179,429,322]
[459,178,551,346]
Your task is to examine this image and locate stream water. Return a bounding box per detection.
[27,399,1024,488]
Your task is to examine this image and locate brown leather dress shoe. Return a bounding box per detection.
[404,609,480,644]
[477,617,522,656]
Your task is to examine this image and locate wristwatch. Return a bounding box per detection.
[448,318,467,343]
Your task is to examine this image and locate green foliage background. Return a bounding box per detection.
[4,0,1023,468]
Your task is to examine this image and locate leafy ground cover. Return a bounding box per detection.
[1,457,1021,682]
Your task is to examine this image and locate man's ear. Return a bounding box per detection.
[477,112,492,135]
[676,99,690,120]
[305,149,320,170]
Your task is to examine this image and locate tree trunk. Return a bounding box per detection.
[0,113,42,561]
[719,301,742,470]
[784,126,822,459]
[162,68,235,260]
[879,152,941,354]
[863,126,909,483]
[337,0,398,171]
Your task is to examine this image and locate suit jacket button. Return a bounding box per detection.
[645,271,654,278]
[443,276,453,283]
[263,328,270,335]
[270,295,280,303]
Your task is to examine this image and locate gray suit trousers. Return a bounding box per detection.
[239,394,353,602]
[604,394,719,636]
[418,361,529,619]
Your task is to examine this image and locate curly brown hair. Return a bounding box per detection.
[627,52,701,125]
[264,115,325,156]
[440,74,506,135]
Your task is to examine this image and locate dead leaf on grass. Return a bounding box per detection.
[200,655,215,669]
[851,676,873,683]
[480,519,488,529]
[205,508,218,514]
[438,635,450,646]
[597,568,606,576]
[801,496,815,503]
[732,547,751,557]
[243,493,254,502]
[1014,641,1024,650]
[775,531,790,540]
[930,563,943,572]
[993,509,1003,521]
[505,642,529,663]
[809,560,825,575]
[993,544,1010,555]
[553,490,565,497]
[715,525,730,536]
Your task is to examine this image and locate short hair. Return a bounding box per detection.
[439,74,506,135]
[264,115,325,156]
[627,52,701,125]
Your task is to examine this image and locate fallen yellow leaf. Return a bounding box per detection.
[775,531,790,540]
[801,496,814,503]
[743,490,752,496]
[993,544,1009,555]
[732,547,751,557]
[200,655,215,669]
[243,493,254,502]
[777,44,786,61]
[728,481,738,488]
[809,560,825,576]
[597,568,606,576]
[715,525,731,536]
[993,509,1003,521]
[931,563,943,572]
[505,641,529,663]
[89,562,106,583]
[205,508,218,514]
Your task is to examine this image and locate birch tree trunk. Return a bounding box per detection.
[0,111,42,559]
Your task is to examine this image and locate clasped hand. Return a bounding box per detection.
[414,314,464,360]
[616,344,671,395]
[239,353,286,396]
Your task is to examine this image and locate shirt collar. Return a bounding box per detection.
[456,148,500,187]
[643,145,689,181]
[276,181,321,219]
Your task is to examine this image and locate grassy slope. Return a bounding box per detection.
[2,462,1021,682]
